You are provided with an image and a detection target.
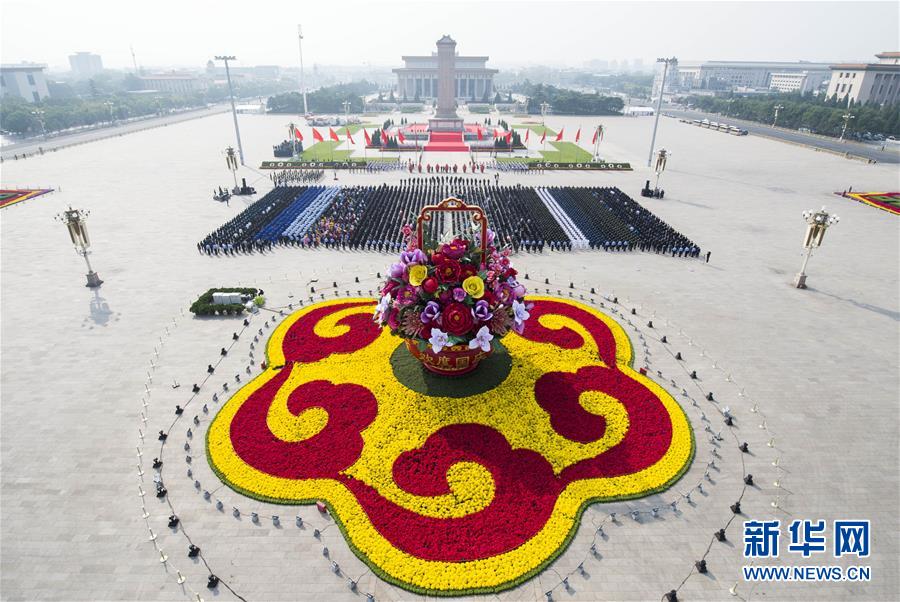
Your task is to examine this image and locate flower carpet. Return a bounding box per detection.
[843,191,900,216]
[0,188,53,209]
[207,296,694,595]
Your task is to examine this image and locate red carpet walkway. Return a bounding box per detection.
[423,131,469,152]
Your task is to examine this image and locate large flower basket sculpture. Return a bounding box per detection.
[375,198,530,376]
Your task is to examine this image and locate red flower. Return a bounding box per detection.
[422,277,438,294]
[431,251,446,265]
[442,302,474,336]
[382,280,400,297]
[459,263,477,279]
[435,259,461,284]
[387,308,400,331]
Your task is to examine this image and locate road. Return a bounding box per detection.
[663,107,900,164]
[0,104,231,161]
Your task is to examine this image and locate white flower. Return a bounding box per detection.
[374,294,391,321]
[428,328,450,354]
[468,325,494,352]
[512,299,531,325]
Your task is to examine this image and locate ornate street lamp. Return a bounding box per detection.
[839,112,855,142]
[772,104,784,128]
[540,102,551,152]
[794,207,839,289]
[104,100,116,124]
[31,108,47,139]
[225,146,239,191]
[654,148,669,191]
[56,207,103,287]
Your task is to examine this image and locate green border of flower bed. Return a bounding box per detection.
[205,301,696,597]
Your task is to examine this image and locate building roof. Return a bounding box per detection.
[139,74,199,80]
[876,52,900,58]
[0,62,47,71]
[675,60,832,69]
[830,63,900,71]
[393,67,498,74]
[401,55,490,61]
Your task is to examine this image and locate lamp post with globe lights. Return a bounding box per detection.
[540,102,551,152]
[794,207,839,289]
[772,104,784,128]
[653,148,669,192]
[839,112,855,142]
[56,207,103,287]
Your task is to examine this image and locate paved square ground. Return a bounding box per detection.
[1,111,897,601]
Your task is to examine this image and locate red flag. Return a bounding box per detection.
[555,128,564,142]
[312,128,324,142]
[329,127,340,142]
[524,129,529,143]
[345,128,355,144]
[294,127,303,141]
[575,127,581,142]
[398,130,406,144]
[364,129,372,145]
[380,129,388,145]
[591,127,598,145]
[540,130,546,144]
[477,128,484,141]
[505,131,512,145]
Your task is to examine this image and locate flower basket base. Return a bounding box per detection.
[405,340,492,377]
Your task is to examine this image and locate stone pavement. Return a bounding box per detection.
[1,110,897,601]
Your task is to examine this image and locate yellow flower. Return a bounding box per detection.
[408,264,427,286]
[462,275,485,299]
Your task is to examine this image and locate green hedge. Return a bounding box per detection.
[189,287,259,316]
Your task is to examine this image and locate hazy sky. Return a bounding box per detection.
[2,0,897,71]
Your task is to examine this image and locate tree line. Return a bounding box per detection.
[683,93,900,138]
[266,81,378,114]
[511,81,625,115]
[2,75,292,137]
[1,93,204,136]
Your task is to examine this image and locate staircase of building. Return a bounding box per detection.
[423,131,469,152]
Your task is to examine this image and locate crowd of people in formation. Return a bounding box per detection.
[270,170,323,187]
[403,160,489,174]
[300,186,373,247]
[591,186,698,256]
[197,180,700,258]
[365,161,406,172]
[197,186,306,255]
[492,160,531,172]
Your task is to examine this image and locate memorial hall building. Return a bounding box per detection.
[393,44,498,102]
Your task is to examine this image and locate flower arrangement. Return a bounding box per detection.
[373,222,530,374]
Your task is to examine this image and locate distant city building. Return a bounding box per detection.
[769,71,830,94]
[0,63,50,103]
[68,52,103,78]
[826,52,900,106]
[655,59,833,95]
[393,40,498,102]
[205,61,281,81]
[139,73,206,94]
